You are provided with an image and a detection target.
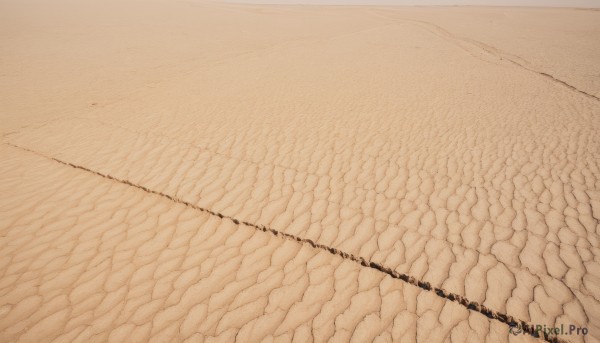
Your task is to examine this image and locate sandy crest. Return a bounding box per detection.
[1,1,599,342]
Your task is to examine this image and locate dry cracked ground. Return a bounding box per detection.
[1,1,600,342]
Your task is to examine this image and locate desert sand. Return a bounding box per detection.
[1,0,600,342]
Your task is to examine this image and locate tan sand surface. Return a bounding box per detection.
[1,1,599,342]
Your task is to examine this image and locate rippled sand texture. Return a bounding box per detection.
[1,1,600,342]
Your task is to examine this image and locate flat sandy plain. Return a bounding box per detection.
[1,0,600,342]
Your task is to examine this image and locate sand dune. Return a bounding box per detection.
[1,1,599,342]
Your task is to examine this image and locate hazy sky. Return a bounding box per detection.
[224,0,600,6]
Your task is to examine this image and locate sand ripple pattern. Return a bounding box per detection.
[0,146,540,342]
[5,99,600,342]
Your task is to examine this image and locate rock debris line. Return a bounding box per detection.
[7,142,567,343]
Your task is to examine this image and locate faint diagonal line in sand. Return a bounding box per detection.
[370,10,599,103]
[5,142,568,343]
[61,115,600,249]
